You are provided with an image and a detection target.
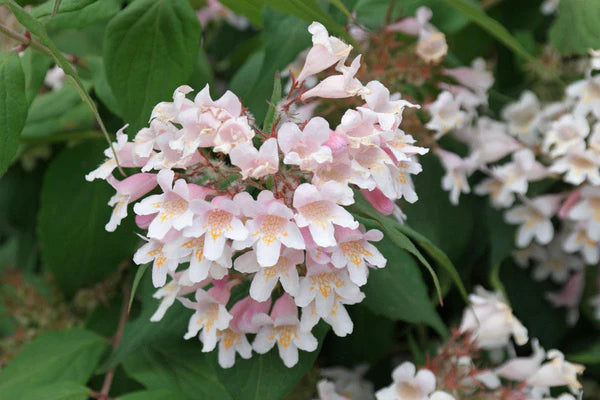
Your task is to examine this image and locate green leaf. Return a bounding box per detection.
[549,0,600,55]
[118,389,190,400]
[235,8,310,120]
[20,84,95,140]
[38,141,139,296]
[32,0,122,28]
[441,0,554,77]
[0,328,106,399]
[569,341,600,364]
[129,263,149,312]
[88,55,121,117]
[20,49,52,105]
[103,0,201,133]
[219,0,264,27]
[361,235,447,336]
[0,52,28,176]
[25,381,89,400]
[262,73,281,132]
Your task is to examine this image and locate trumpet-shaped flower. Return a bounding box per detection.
[549,142,600,185]
[105,173,157,232]
[505,195,561,248]
[301,55,366,100]
[375,362,436,400]
[526,350,585,394]
[229,138,279,179]
[278,117,333,170]
[163,235,233,282]
[133,235,181,287]
[330,227,386,286]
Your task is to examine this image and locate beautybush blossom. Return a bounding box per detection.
[88,22,429,368]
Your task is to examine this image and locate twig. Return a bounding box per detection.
[97,278,131,400]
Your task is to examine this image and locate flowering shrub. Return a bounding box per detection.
[0,1,599,400]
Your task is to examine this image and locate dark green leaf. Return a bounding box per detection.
[103,0,201,133]
[129,263,149,312]
[0,328,106,399]
[262,72,281,132]
[549,0,600,55]
[219,0,264,27]
[0,52,28,176]
[89,55,120,117]
[19,49,52,105]
[25,381,89,400]
[38,141,139,296]
[569,341,600,364]
[118,389,190,400]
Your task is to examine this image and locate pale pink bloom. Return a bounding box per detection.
[212,116,255,154]
[150,85,195,123]
[215,296,270,368]
[312,154,374,191]
[391,158,422,203]
[194,84,243,119]
[278,117,333,170]
[180,279,232,336]
[425,91,467,139]
[86,125,149,181]
[337,108,381,148]
[386,6,433,35]
[197,0,249,30]
[588,122,600,154]
[416,29,448,64]
[252,294,318,368]
[444,58,493,100]
[293,182,358,247]
[140,122,203,172]
[546,271,584,325]
[502,91,542,145]
[330,227,386,286]
[105,173,157,232]
[351,145,397,199]
[558,189,581,219]
[184,196,248,261]
[301,55,366,100]
[230,138,279,179]
[460,286,528,349]
[133,169,200,240]
[495,338,545,381]
[133,235,181,287]
[233,191,304,266]
[150,270,208,322]
[435,148,473,205]
[134,119,175,159]
[316,380,349,400]
[163,235,232,282]
[361,188,394,216]
[438,82,483,110]
[505,195,561,248]
[135,213,155,230]
[563,223,599,264]
[467,117,520,165]
[295,263,363,318]
[375,362,436,400]
[43,65,65,91]
[296,22,352,84]
[429,392,455,400]
[550,142,600,185]
[169,107,220,157]
[300,293,363,337]
[360,80,418,130]
[532,237,581,283]
[568,186,600,239]
[301,227,333,265]
[381,130,429,165]
[542,114,589,157]
[526,350,585,394]
[234,248,303,301]
[566,75,600,119]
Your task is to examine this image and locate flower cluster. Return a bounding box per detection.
[316,287,584,400]
[87,22,428,368]
[423,43,600,324]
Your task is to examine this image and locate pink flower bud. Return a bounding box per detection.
[361,188,394,216]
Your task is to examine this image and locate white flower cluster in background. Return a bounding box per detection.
[315,287,584,400]
[87,22,429,368]
[426,50,600,325]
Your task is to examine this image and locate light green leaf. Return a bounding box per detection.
[0,328,106,399]
[32,0,122,28]
[88,55,120,116]
[118,389,190,400]
[103,0,201,133]
[38,141,139,296]
[262,73,282,132]
[0,52,28,176]
[549,0,600,55]
[19,49,52,105]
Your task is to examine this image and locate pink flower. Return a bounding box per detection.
[505,195,562,248]
[300,293,362,337]
[230,138,279,179]
[184,196,248,261]
[301,55,366,100]
[546,271,584,325]
[133,169,204,240]
[297,22,352,84]
[330,226,386,286]
[233,191,304,266]
[252,294,318,368]
[361,188,394,216]
[360,80,418,130]
[105,173,157,232]
[293,182,358,247]
[163,235,232,282]
[150,85,195,123]
[278,117,333,170]
[443,58,493,102]
[133,234,181,287]
[150,270,207,322]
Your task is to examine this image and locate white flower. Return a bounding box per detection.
[315,380,348,400]
[133,236,181,287]
[502,91,542,145]
[320,365,375,400]
[43,65,65,91]
[229,138,279,179]
[300,293,363,337]
[549,142,600,185]
[526,350,585,394]
[566,75,600,119]
[495,338,546,381]
[505,195,560,248]
[542,114,589,157]
[436,149,473,205]
[425,91,467,139]
[563,222,599,264]
[150,270,204,321]
[163,235,232,282]
[531,237,582,282]
[375,362,436,400]
[567,186,600,240]
[459,286,528,349]
[215,328,252,368]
